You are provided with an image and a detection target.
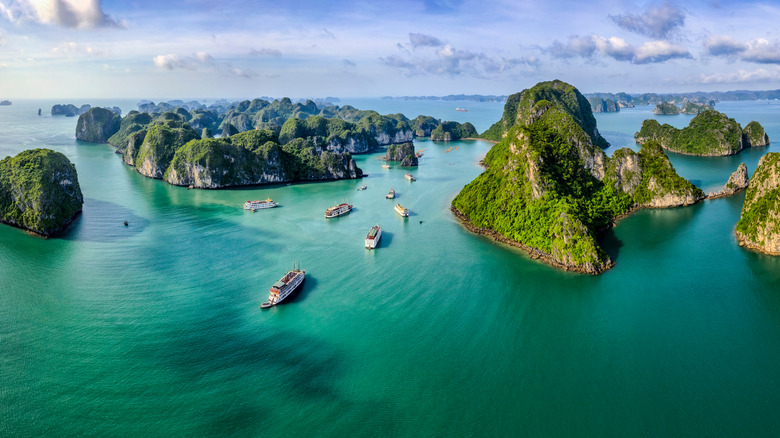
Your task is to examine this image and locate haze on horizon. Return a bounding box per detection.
[1,0,779,100]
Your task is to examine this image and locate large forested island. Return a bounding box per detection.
[452,80,704,274]
[76,98,475,189]
[0,148,83,236]
[735,153,780,254]
[635,110,769,156]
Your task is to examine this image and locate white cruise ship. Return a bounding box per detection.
[365,225,382,249]
[244,198,277,210]
[325,203,353,218]
[261,266,306,308]
[394,203,410,217]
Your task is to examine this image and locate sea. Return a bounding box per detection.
[2,97,780,437]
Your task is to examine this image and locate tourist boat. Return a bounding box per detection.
[455,107,468,112]
[386,188,396,199]
[325,202,353,218]
[415,152,424,157]
[357,185,367,191]
[394,204,410,217]
[261,265,306,308]
[244,198,277,210]
[365,225,382,249]
[381,164,391,169]
[405,173,416,181]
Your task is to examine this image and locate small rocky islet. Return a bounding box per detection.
[0,148,83,237]
[736,153,780,255]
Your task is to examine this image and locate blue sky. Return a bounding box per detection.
[1,0,780,99]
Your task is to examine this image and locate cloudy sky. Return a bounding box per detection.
[1,0,780,99]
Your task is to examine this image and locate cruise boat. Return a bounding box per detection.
[244,198,277,210]
[325,202,353,218]
[456,107,468,112]
[394,204,410,217]
[357,185,367,191]
[261,266,306,308]
[405,173,416,181]
[386,188,396,199]
[381,164,391,169]
[365,225,382,249]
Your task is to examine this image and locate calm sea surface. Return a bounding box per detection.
[2,98,780,436]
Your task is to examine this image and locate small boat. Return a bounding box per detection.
[456,107,468,112]
[381,164,391,169]
[123,220,128,226]
[325,203,353,218]
[394,204,410,217]
[357,185,367,191]
[261,265,306,308]
[365,225,382,249]
[187,185,194,190]
[386,188,396,199]
[415,152,423,157]
[405,173,416,181]
[244,198,277,210]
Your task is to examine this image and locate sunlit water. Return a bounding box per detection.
[1,99,780,436]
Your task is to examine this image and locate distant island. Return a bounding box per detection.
[452,80,705,274]
[382,94,508,102]
[583,88,780,107]
[0,148,83,236]
[653,102,681,115]
[0,100,11,106]
[76,98,476,189]
[635,110,769,156]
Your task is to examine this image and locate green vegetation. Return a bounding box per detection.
[653,102,681,115]
[430,121,477,141]
[75,107,121,143]
[453,80,702,274]
[681,101,713,115]
[736,153,780,250]
[0,148,83,236]
[480,80,608,148]
[743,121,770,147]
[636,110,748,156]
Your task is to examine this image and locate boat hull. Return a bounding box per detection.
[261,270,305,308]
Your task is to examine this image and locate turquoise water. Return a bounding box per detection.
[2,99,780,436]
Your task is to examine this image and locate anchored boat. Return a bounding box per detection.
[394,204,410,217]
[261,265,306,308]
[244,198,277,210]
[365,225,382,249]
[325,203,353,218]
[405,173,416,181]
[386,188,396,199]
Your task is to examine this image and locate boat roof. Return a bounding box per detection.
[272,280,286,289]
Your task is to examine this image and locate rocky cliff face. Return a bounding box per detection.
[743,121,770,148]
[0,148,83,236]
[75,107,121,143]
[735,153,780,254]
[709,163,749,198]
[453,81,704,275]
[135,125,199,179]
[588,97,619,113]
[384,142,418,166]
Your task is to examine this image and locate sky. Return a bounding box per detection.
[1,0,780,99]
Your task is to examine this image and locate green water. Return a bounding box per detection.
[2,100,780,436]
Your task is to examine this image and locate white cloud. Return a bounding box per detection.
[0,0,122,28]
[633,40,691,64]
[550,35,690,64]
[694,67,780,84]
[610,2,686,39]
[705,36,780,64]
[153,53,188,70]
[50,41,103,56]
